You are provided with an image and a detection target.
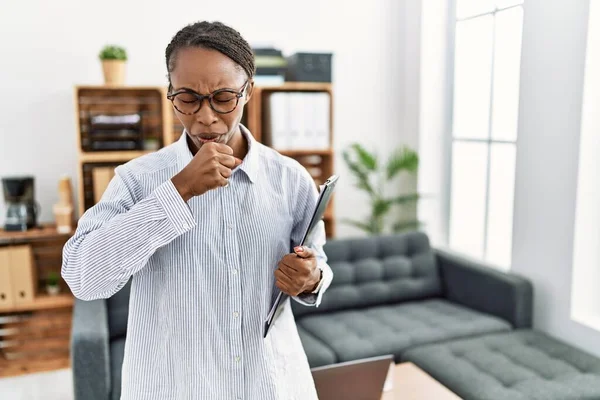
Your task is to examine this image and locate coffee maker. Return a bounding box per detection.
[2,176,38,231]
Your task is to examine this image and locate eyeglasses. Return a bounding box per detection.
[167,81,249,115]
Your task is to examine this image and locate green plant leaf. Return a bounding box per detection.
[46,271,60,286]
[351,143,377,171]
[392,220,422,233]
[391,193,421,204]
[387,147,419,179]
[373,198,393,218]
[99,45,128,61]
[343,150,375,195]
[341,218,377,234]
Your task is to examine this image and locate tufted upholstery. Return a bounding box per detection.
[296,326,338,367]
[298,299,511,363]
[404,330,600,400]
[292,232,441,318]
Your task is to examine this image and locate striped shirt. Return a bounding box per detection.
[62,126,333,400]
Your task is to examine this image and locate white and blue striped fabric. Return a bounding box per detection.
[62,126,333,400]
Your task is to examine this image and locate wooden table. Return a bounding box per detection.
[381,362,462,399]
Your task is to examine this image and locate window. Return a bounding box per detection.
[447,0,524,268]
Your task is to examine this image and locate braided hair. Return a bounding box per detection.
[165,21,256,88]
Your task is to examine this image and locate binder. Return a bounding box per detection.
[9,245,35,304]
[92,166,116,203]
[0,248,15,310]
[263,175,339,338]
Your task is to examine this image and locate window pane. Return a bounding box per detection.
[456,0,494,19]
[495,0,524,9]
[485,143,516,268]
[491,7,524,141]
[452,16,494,139]
[449,142,488,259]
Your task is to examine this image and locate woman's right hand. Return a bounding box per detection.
[171,142,242,201]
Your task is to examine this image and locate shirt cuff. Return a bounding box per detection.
[292,261,333,307]
[153,179,197,235]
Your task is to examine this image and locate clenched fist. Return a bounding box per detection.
[171,142,242,201]
[274,246,321,297]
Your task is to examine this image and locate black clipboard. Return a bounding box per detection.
[263,175,339,338]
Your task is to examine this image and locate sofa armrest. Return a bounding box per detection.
[435,248,533,328]
[71,298,111,400]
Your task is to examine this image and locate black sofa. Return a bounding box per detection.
[71,232,600,400]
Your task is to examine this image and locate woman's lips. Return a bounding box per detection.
[196,134,222,143]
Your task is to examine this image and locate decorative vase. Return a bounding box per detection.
[102,60,126,85]
[46,285,60,296]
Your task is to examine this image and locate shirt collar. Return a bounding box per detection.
[176,124,259,183]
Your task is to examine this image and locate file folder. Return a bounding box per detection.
[263,175,339,338]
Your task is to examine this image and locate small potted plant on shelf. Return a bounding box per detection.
[99,45,127,85]
[46,271,61,296]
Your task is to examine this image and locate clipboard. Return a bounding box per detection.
[263,175,339,338]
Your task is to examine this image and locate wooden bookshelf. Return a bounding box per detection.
[247,82,336,236]
[0,225,73,378]
[74,86,175,216]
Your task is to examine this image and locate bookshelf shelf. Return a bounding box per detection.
[79,150,155,163]
[2,294,73,313]
[277,149,333,157]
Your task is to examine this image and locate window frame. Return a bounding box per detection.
[444,0,524,265]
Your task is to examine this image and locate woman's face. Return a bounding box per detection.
[169,47,253,153]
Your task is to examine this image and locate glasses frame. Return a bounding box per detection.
[167,80,249,115]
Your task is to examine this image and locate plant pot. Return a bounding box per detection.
[46,285,60,296]
[102,60,126,85]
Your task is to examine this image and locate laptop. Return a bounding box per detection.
[311,355,394,400]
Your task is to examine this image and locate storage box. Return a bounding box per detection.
[285,53,332,83]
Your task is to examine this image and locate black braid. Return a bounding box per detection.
[165,21,256,88]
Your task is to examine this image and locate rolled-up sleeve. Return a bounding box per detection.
[62,165,196,301]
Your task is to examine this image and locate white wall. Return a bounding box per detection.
[417,0,451,247]
[511,0,600,357]
[0,0,421,238]
[571,0,600,332]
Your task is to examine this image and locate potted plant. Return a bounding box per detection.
[342,143,423,235]
[46,271,61,296]
[99,45,127,85]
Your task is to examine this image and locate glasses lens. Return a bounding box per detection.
[172,92,199,114]
[211,91,238,113]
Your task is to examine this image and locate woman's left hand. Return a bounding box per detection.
[274,246,321,296]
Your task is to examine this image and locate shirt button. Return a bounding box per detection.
[232,268,238,275]
[182,223,189,230]
[228,223,234,229]
[233,311,239,318]
[235,356,241,363]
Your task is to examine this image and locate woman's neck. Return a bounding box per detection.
[227,127,249,160]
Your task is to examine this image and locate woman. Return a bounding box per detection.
[62,21,333,400]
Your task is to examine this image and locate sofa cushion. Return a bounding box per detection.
[297,326,337,367]
[110,337,126,400]
[293,232,442,318]
[107,279,131,339]
[297,299,511,363]
[403,330,600,400]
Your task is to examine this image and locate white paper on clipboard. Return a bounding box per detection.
[263,175,339,338]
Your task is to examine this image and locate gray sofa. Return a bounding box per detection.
[290,232,600,400]
[71,231,600,400]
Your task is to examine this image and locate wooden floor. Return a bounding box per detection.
[0,368,73,400]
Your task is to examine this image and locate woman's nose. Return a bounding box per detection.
[195,100,218,126]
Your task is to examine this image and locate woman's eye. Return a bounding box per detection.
[176,93,197,103]
[213,92,236,103]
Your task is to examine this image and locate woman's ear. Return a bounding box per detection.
[244,80,255,104]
